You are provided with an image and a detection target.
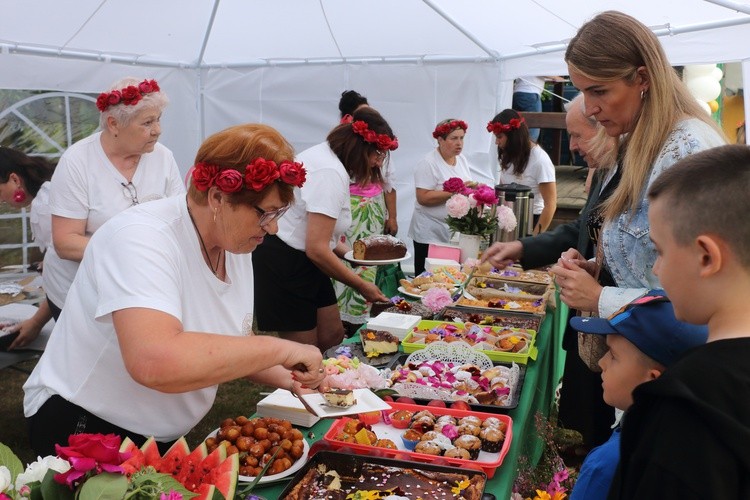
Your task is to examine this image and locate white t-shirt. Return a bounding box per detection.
[24,196,255,441]
[44,132,185,307]
[29,181,52,252]
[408,149,473,244]
[276,142,352,251]
[498,145,555,215]
[513,76,546,95]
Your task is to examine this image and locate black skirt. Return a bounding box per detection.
[252,234,337,331]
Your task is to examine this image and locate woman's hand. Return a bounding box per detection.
[550,257,602,313]
[481,240,523,269]
[384,218,398,236]
[358,281,388,303]
[560,248,599,277]
[287,343,326,389]
[7,301,52,350]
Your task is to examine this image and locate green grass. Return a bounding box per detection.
[0,358,270,465]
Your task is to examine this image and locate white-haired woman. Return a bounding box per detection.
[44,77,185,320]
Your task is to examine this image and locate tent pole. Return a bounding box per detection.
[704,0,750,15]
[420,0,499,59]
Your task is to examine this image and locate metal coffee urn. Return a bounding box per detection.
[493,182,534,242]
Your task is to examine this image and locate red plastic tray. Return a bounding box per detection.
[322,402,513,478]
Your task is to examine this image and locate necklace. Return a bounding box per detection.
[186,199,223,276]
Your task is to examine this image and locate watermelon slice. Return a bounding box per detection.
[118,437,146,476]
[117,436,237,499]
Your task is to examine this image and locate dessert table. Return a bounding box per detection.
[252,297,568,498]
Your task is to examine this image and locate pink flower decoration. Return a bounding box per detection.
[446,194,470,218]
[442,177,466,194]
[421,287,453,313]
[496,204,518,232]
[473,184,499,206]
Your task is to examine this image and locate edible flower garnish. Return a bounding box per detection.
[452,479,470,494]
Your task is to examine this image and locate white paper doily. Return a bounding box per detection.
[404,341,494,370]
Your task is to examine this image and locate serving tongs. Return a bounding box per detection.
[451,261,491,301]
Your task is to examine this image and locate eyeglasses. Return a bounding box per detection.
[253,204,290,226]
[375,150,387,159]
[121,182,139,206]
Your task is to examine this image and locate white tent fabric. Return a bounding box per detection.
[1,0,749,261]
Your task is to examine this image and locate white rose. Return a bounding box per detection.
[15,456,71,490]
[0,466,12,492]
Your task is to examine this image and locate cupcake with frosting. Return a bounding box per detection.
[453,434,481,460]
[479,426,505,453]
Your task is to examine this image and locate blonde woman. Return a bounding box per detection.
[552,10,726,317]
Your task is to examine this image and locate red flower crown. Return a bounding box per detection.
[96,79,161,112]
[351,120,399,151]
[432,120,468,139]
[486,117,526,136]
[191,158,307,193]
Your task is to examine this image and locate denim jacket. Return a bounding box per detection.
[598,118,725,317]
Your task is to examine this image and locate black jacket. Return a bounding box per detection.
[519,173,603,270]
[609,338,750,499]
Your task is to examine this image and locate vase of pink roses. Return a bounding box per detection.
[443,178,516,261]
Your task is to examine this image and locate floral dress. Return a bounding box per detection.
[333,183,388,324]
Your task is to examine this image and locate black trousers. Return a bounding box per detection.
[47,297,62,322]
[412,241,429,276]
[28,395,176,457]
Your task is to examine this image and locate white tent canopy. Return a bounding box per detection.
[1,0,748,254]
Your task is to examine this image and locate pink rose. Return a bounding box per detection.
[422,287,453,313]
[473,184,498,206]
[120,86,141,106]
[245,158,280,191]
[54,433,126,488]
[279,161,307,187]
[496,204,517,232]
[446,194,470,218]
[442,177,466,194]
[215,169,244,193]
[191,162,219,191]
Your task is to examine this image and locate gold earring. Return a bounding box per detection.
[213,208,217,223]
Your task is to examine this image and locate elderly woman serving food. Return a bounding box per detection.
[23,124,325,456]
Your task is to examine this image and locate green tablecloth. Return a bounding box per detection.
[253,300,568,499]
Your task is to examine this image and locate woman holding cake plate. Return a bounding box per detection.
[253,107,397,350]
[23,124,325,456]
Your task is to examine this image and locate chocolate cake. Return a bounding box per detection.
[361,328,399,355]
[323,389,357,407]
[352,235,407,260]
[282,462,485,499]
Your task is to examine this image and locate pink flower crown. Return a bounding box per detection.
[432,120,468,139]
[349,120,399,151]
[96,79,161,112]
[486,117,525,136]
[191,158,307,193]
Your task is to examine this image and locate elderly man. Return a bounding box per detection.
[482,93,619,451]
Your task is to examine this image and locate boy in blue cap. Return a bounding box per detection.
[568,290,707,500]
[607,144,750,498]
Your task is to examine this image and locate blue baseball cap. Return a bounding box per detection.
[569,289,708,367]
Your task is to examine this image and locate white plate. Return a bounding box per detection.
[344,251,411,266]
[397,285,458,300]
[299,388,392,418]
[205,429,309,485]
